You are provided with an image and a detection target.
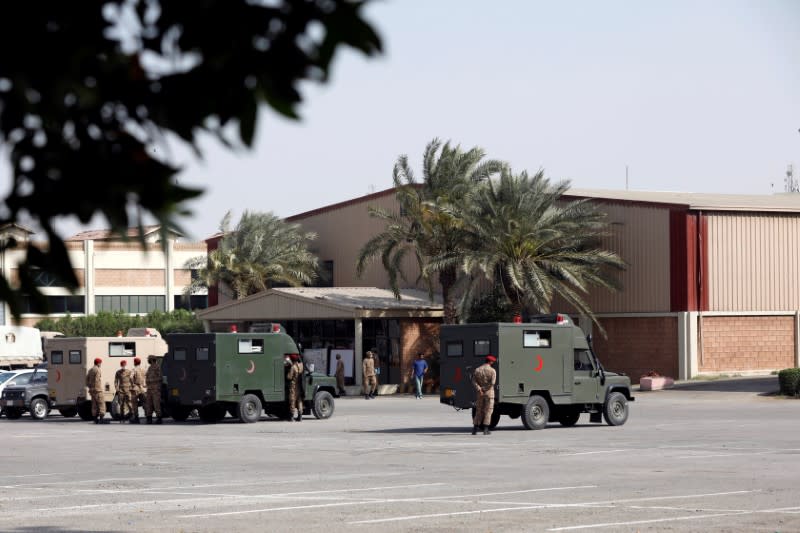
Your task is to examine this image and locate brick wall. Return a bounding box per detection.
[174,269,191,286]
[592,316,679,379]
[699,316,795,372]
[94,269,165,287]
[400,318,441,391]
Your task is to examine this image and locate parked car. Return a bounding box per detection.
[0,369,37,417]
[0,366,49,420]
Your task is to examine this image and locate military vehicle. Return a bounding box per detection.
[162,325,338,423]
[46,329,167,420]
[0,365,49,419]
[440,314,634,429]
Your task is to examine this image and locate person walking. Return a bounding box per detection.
[286,353,304,421]
[86,358,109,424]
[334,353,346,396]
[130,357,146,424]
[144,354,163,424]
[409,352,428,399]
[362,350,377,399]
[114,360,134,423]
[472,354,497,435]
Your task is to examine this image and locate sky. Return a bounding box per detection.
[5,0,800,242]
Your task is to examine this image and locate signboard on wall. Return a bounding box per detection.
[329,349,354,378]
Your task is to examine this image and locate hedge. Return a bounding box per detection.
[35,309,204,337]
[777,368,800,396]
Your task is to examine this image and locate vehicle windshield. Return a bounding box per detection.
[0,372,20,385]
[2,372,32,386]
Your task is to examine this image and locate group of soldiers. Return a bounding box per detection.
[85,355,163,424]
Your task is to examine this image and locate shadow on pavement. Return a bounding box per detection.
[667,376,778,395]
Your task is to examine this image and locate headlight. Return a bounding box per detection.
[442,387,456,399]
[171,388,180,397]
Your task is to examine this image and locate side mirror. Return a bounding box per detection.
[307,363,315,373]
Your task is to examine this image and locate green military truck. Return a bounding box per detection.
[440,314,634,430]
[162,326,338,423]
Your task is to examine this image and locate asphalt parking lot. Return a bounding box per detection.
[0,376,798,532]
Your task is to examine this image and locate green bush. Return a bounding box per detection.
[777,368,800,396]
[35,309,204,337]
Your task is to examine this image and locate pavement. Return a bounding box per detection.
[0,376,798,532]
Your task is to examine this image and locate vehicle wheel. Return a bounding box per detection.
[78,402,94,421]
[488,410,501,429]
[30,398,50,420]
[603,392,629,426]
[59,407,78,418]
[199,404,226,423]
[521,395,549,430]
[237,394,262,423]
[170,405,192,422]
[312,390,335,419]
[4,407,23,419]
[557,408,581,427]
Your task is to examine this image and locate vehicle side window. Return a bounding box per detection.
[109,342,136,356]
[69,350,81,364]
[446,341,463,357]
[523,330,551,348]
[473,339,491,357]
[174,348,187,361]
[238,338,264,354]
[574,349,593,371]
[32,373,48,384]
[13,374,32,385]
[196,347,209,361]
[51,351,64,365]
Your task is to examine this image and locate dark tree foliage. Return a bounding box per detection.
[0,0,382,316]
[35,309,204,336]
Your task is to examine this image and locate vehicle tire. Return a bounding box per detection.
[488,410,501,430]
[237,394,262,424]
[199,404,226,423]
[59,407,78,418]
[312,390,335,420]
[521,395,549,430]
[603,392,629,426]
[30,398,50,420]
[4,407,23,419]
[170,405,192,422]
[78,402,94,421]
[557,408,581,427]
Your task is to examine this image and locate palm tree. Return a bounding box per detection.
[457,168,625,330]
[185,210,318,300]
[356,138,505,323]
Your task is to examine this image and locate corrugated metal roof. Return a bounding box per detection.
[66,225,182,241]
[565,189,800,213]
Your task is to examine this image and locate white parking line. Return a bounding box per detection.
[560,449,631,456]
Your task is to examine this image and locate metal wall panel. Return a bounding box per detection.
[707,213,800,311]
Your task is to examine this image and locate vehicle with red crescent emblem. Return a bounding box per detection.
[162,325,338,423]
[440,314,634,430]
[45,329,167,420]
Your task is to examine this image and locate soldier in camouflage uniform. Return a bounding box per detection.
[144,354,163,424]
[472,354,497,435]
[86,357,109,424]
[130,357,146,424]
[114,360,134,423]
[286,353,304,421]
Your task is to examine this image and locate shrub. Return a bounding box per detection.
[35,310,204,337]
[777,368,800,396]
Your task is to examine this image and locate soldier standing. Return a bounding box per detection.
[286,353,304,421]
[472,354,497,435]
[131,357,146,424]
[86,358,109,424]
[144,354,163,424]
[362,350,377,400]
[114,360,134,423]
[335,353,346,395]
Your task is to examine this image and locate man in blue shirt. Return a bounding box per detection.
[409,352,429,399]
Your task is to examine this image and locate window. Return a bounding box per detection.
[10,373,32,386]
[238,338,264,354]
[473,339,491,357]
[446,341,463,357]
[523,330,551,348]
[574,350,593,371]
[109,342,136,356]
[32,372,48,384]
[196,347,209,361]
[21,295,85,314]
[174,294,209,310]
[96,295,165,314]
[50,351,64,365]
[174,348,187,361]
[69,350,81,364]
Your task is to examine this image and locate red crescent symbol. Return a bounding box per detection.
[534,355,544,372]
[56,370,61,383]
[454,367,463,383]
[246,360,255,374]
[179,367,187,382]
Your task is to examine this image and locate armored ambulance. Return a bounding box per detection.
[162,325,338,423]
[46,329,167,420]
[440,314,634,430]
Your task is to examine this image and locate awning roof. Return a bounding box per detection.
[197,287,444,321]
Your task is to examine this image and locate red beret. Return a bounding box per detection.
[94,358,102,365]
[120,360,127,366]
[133,357,141,365]
[485,355,497,363]
[289,353,300,361]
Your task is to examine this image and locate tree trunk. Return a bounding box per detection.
[440,266,458,324]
